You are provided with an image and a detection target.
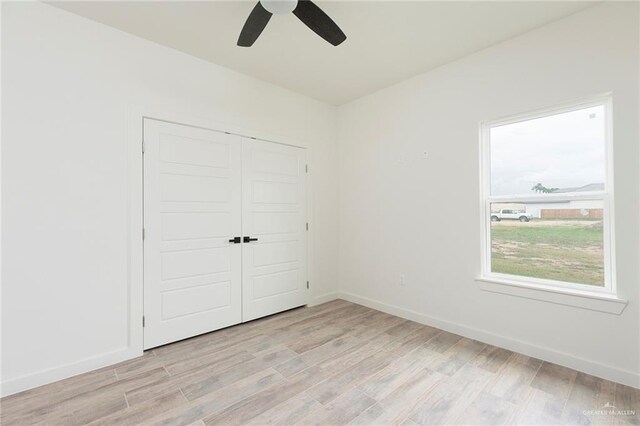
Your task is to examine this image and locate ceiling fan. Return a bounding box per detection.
[238,0,346,47]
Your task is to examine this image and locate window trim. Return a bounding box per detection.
[475,276,627,314]
[478,94,622,309]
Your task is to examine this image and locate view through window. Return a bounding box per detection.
[483,101,612,289]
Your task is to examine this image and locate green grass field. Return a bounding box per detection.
[491,220,604,286]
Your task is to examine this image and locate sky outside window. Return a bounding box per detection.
[490,105,605,196]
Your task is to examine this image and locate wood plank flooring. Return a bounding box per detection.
[1,300,638,425]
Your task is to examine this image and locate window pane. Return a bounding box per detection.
[490,200,604,286]
[490,105,605,196]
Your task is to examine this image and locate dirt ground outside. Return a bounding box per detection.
[490,219,604,286]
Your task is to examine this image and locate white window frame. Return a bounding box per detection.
[477,95,626,313]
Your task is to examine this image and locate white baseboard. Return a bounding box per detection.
[339,291,640,389]
[1,292,340,398]
[0,347,142,398]
[4,292,636,397]
[309,291,340,306]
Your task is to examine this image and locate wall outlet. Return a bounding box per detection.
[399,273,406,286]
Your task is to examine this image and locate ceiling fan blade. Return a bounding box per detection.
[238,2,273,47]
[292,0,346,46]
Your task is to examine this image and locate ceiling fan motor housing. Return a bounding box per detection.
[260,0,298,15]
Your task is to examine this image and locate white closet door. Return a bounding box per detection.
[143,119,242,349]
[241,138,308,322]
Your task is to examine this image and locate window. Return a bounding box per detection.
[480,97,615,294]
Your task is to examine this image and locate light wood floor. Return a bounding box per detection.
[1,300,638,425]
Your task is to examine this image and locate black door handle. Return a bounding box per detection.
[243,236,258,243]
[228,236,241,244]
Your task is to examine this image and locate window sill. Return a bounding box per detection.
[475,276,628,314]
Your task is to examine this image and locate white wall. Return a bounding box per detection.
[337,2,640,387]
[1,2,338,395]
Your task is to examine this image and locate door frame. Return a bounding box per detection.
[127,105,313,355]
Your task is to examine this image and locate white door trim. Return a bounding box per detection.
[127,105,313,356]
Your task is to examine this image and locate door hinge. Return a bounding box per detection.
[306,281,309,289]
[142,141,145,154]
[306,222,309,231]
[305,164,308,173]
[142,316,145,327]
[142,228,146,240]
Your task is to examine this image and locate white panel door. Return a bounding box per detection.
[143,119,242,349]
[241,138,308,322]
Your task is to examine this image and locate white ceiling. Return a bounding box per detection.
[49,1,596,105]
